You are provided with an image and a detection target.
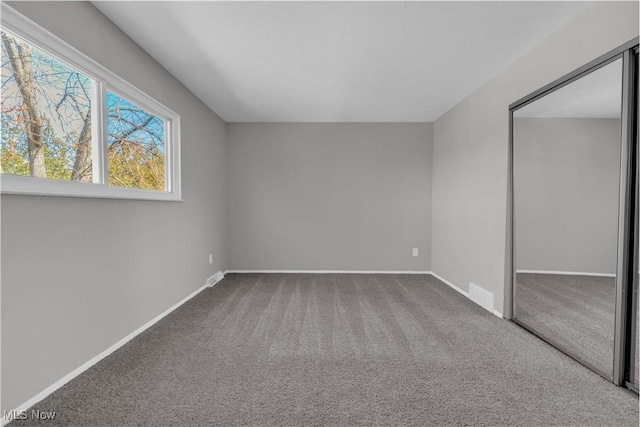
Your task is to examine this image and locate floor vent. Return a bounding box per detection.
[207,271,225,287]
[469,282,494,313]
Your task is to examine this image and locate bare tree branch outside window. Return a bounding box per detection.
[1,30,166,190]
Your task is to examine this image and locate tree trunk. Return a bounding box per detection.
[2,33,46,178]
[71,111,92,181]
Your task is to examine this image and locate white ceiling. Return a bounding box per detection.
[514,58,623,119]
[93,1,591,123]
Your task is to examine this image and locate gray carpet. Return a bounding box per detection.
[515,273,616,378]
[11,273,638,426]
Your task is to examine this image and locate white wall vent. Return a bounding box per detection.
[469,282,494,313]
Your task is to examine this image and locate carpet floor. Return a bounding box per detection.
[10,273,639,426]
[515,273,616,378]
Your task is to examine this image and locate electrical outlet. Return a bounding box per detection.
[209,254,213,264]
[412,248,419,257]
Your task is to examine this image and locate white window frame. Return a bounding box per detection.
[0,5,182,201]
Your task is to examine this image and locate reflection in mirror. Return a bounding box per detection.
[513,58,622,378]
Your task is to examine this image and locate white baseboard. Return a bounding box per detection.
[224,270,432,274]
[2,271,225,426]
[429,271,470,298]
[429,272,503,319]
[516,269,615,278]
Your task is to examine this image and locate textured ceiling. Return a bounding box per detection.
[93,1,591,122]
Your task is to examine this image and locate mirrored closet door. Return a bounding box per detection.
[509,39,638,387]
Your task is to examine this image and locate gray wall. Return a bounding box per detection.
[1,2,228,412]
[431,1,638,314]
[228,123,432,271]
[514,118,621,275]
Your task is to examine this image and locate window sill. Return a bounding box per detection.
[0,175,182,201]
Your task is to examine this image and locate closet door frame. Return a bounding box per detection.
[506,37,639,389]
[614,46,637,386]
[623,46,639,392]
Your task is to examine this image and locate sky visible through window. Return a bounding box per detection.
[1,29,167,191]
[1,29,93,181]
[107,91,166,190]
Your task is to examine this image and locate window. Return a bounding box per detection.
[2,31,96,182]
[0,6,181,201]
[107,92,166,191]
